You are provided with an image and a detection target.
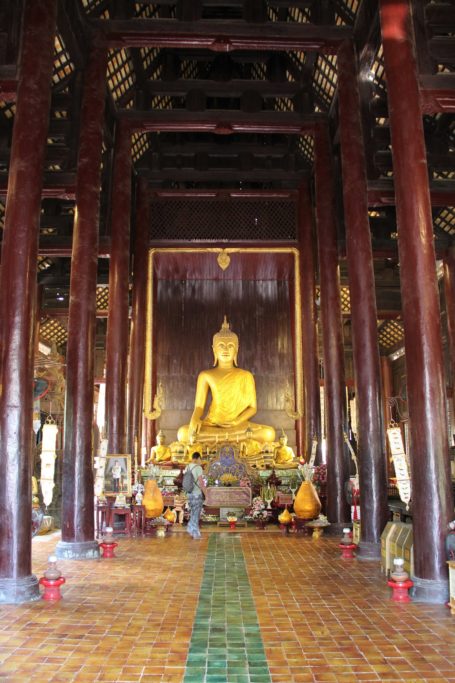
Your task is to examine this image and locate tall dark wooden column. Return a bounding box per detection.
[314,122,350,530]
[380,0,454,602]
[0,0,57,604]
[298,181,321,461]
[337,41,388,559]
[105,121,132,454]
[127,178,149,458]
[56,44,107,560]
[443,246,455,387]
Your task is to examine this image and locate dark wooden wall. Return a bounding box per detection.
[155,278,295,438]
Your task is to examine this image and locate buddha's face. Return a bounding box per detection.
[279,436,288,446]
[157,434,164,445]
[213,339,238,365]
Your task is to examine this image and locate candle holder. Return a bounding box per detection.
[339,527,356,559]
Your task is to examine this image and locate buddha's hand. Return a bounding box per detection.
[189,417,202,434]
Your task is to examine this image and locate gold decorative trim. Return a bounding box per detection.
[144,247,303,422]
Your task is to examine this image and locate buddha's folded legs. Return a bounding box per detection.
[177,422,275,444]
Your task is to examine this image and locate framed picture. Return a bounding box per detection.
[104,455,131,496]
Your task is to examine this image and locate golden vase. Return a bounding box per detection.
[293,481,321,520]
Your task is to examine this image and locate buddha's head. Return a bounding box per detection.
[157,430,165,445]
[212,316,239,367]
[245,427,254,440]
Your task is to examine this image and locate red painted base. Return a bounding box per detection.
[280,523,290,535]
[339,543,357,559]
[387,579,413,602]
[99,541,118,558]
[229,521,236,530]
[39,577,66,601]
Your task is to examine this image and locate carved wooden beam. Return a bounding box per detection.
[92,18,352,53]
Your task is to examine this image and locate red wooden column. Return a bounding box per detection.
[380,0,454,602]
[56,44,107,560]
[127,178,150,457]
[313,122,351,531]
[0,0,57,604]
[443,246,455,387]
[298,181,321,461]
[337,41,388,559]
[105,120,132,454]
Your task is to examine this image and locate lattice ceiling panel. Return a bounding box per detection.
[334,0,361,25]
[107,49,135,102]
[132,132,150,163]
[150,198,297,241]
[53,35,74,86]
[378,320,404,351]
[40,318,68,346]
[434,207,455,235]
[315,286,351,314]
[298,135,315,164]
[313,54,338,111]
[96,286,109,310]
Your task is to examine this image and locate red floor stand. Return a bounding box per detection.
[339,527,357,559]
[99,526,118,558]
[388,558,413,602]
[39,555,66,601]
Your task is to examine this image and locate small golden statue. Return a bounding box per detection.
[185,432,205,462]
[177,317,275,444]
[240,427,262,459]
[146,430,172,464]
[273,431,298,469]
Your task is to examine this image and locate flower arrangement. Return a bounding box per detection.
[247,496,270,521]
[299,463,314,482]
[226,511,238,522]
[312,464,327,491]
[220,473,239,487]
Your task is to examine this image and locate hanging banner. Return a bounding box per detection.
[387,426,412,509]
[308,438,318,467]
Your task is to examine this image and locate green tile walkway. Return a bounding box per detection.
[184,533,272,683]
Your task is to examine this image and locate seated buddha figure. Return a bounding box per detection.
[185,432,206,462]
[273,432,298,469]
[146,430,172,464]
[240,427,263,462]
[177,317,275,445]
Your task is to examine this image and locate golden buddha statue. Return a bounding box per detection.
[146,430,172,464]
[185,432,205,462]
[240,427,263,459]
[273,432,298,469]
[177,317,275,444]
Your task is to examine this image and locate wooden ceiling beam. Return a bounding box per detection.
[120,108,321,133]
[419,74,455,113]
[139,168,308,182]
[368,179,455,207]
[0,172,76,199]
[92,18,352,53]
[144,78,305,98]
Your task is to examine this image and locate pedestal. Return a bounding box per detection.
[99,541,118,558]
[388,578,413,603]
[339,543,357,559]
[39,577,66,601]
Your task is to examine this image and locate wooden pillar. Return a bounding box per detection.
[380,0,453,602]
[127,178,149,457]
[443,246,455,388]
[298,181,321,461]
[105,120,132,454]
[0,0,57,604]
[314,121,351,531]
[337,40,388,559]
[56,44,107,560]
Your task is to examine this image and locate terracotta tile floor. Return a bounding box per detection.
[0,528,453,683]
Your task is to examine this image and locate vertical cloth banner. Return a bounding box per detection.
[386,426,411,509]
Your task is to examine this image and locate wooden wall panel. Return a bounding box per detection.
[155,279,294,419]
